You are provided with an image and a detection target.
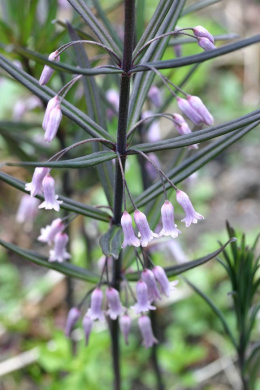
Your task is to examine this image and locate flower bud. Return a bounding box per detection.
[187,95,214,126]
[193,26,214,43]
[82,315,93,345]
[197,37,216,51]
[177,97,202,125]
[44,105,62,143]
[65,307,81,337]
[148,86,162,108]
[42,95,60,131]
[141,269,161,302]
[119,314,132,345]
[87,288,104,322]
[138,315,158,348]
[39,51,60,85]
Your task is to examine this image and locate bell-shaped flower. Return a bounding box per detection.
[65,307,81,337]
[176,190,204,227]
[159,200,181,239]
[152,266,179,297]
[187,95,214,126]
[193,26,214,43]
[106,287,124,320]
[134,210,157,247]
[38,174,63,212]
[82,314,93,345]
[132,280,156,314]
[25,167,49,197]
[119,314,132,345]
[177,97,202,125]
[148,86,162,108]
[44,105,62,143]
[197,37,216,51]
[42,95,60,131]
[138,315,158,348]
[38,218,65,245]
[16,195,40,224]
[87,288,104,322]
[49,232,71,262]
[39,51,60,85]
[121,211,140,248]
[141,269,161,302]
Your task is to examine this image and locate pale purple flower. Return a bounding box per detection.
[87,288,104,321]
[173,120,198,150]
[187,95,214,126]
[159,200,181,239]
[25,167,49,197]
[177,97,202,125]
[39,51,60,85]
[65,307,81,337]
[173,44,182,58]
[121,211,140,248]
[119,314,132,345]
[145,153,161,181]
[148,86,162,108]
[132,280,156,314]
[193,26,214,43]
[176,189,204,227]
[138,315,158,348]
[42,95,60,130]
[152,266,172,297]
[44,105,62,143]
[82,314,93,345]
[134,210,157,247]
[141,269,161,302]
[38,218,65,245]
[49,232,71,262]
[106,89,120,111]
[38,174,63,211]
[147,121,161,143]
[16,195,40,224]
[197,37,216,51]
[106,287,124,320]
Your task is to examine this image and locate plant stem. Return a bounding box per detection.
[111,1,135,390]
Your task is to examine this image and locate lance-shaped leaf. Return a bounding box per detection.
[99,225,123,260]
[181,0,221,15]
[0,172,111,222]
[0,238,99,283]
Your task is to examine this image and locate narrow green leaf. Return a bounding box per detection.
[99,225,123,260]
[0,238,99,283]
[136,0,146,43]
[181,0,221,15]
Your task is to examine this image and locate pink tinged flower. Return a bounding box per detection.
[146,121,161,143]
[193,26,214,43]
[25,167,49,197]
[39,51,60,85]
[106,89,120,111]
[187,95,214,126]
[49,232,71,262]
[121,211,140,248]
[42,95,60,131]
[152,266,171,297]
[106,287,124,320]
[148,86,162,108]
[38,174,63,211]
[65,307,81,337]
[138,315,158,348]
[141,269,161,302]
[38,218,65,245]
[177,97,203,126]
[176,189,204,227]
[159,200,181,239]
[82,314,93,345]
[132,280,156,314]
[16,195,40,224]
[134,210,157,247]
[173,121,199,150]
[44,105,62,143]
[87,288,104,322]
[119,314,132,345]
[197,37,216,51]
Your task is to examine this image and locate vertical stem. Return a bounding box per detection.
[111,1,135,390]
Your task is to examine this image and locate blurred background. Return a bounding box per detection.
[0,0,260,389]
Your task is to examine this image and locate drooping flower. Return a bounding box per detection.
[82,314,93,345]
[87,288,104,322]
[106,89,119,120]
[176,189,204,227]
[119,314,132,345]
[193,26,214,43]
[16,195,40,224]
[197,37,216,51]
[25,167,49,197]
[49,232,71,262]
[44,105,62,143]
[42,95,60,131]
[134,210,157,247]
[38,218,65,245]
[65,307,81,337]
[159,200,181,239]
[39,51,60,85]
[177,97,202,125]
[38,174,63,212]
[106,287,124,320]
[142,111,161,143]
[121,211,140,248]
[138,315,158,348]
[187,95,214,126]
[132,280,156,314]
[152,266,179,297]
[148,86,162,108]
[141,269,161,302]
